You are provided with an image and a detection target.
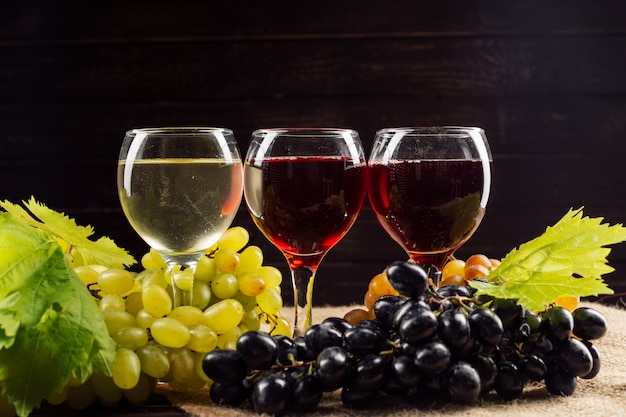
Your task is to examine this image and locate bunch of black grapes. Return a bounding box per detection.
[202,261,608,415]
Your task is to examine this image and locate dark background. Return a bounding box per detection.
[2,1,625,306]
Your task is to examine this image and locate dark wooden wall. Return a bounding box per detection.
[2,1,626,306]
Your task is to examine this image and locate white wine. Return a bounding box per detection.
[118,158,243,255]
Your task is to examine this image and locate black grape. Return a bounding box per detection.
[385,261,429,297]
[572,307,608,340]
[554,337,593,377]
[209,381,249,406]
[343,324,387,357]
[236,330,278,370]
[250,373,293,415]
[398,307,438,345]
[468,307,504,346]
[542,306,574,342]
[494,361,525,401]
[292,374,323,412]
[445,361,482,405]
[304,323,344,354]
[314,346,351,392]
[414,341,451,376]
[437,308,471,349]
[201,349,247,385]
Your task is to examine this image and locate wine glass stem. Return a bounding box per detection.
[160,252,202,307]
[291,265,316,338]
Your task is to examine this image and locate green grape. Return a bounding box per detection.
[103,310,137,335]
[195,255,217,283]
[99,293,126,312]
[270,316,292,337]
[112,348,142,389]
[236,245,264,274]
[91,371,123,407]
[138,268,169,289]
[136,344,170,379]
[172,267,194,291]
[97,268,136,295]
[243,308,261,331]
[256,287,282,315]
[194,351,212,383]
[233,291,258,310]
[112,326,149,350]
[217,226,249,252]
[211,273,239,299]
[214,248,240,273]
[122,372,157,406]
[125,291,144,316]
[73,265,100,286]
[45,385,69,406]
[190,280,211,310]
[168,347,201,388]
[66,380,98,410]
[187,324,218,352]
[135,308,157,329]
[141,248,166,270]
[202,298,244,334]
[257,265,283,288]
[216,326,243,349]
[169,306,204,327]
[151,317,191,348]
[142,284,172,318]
[237,272,266,297]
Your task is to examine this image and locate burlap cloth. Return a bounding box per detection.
[161,302,626,417]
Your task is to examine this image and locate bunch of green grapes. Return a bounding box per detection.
[49,226,289,411]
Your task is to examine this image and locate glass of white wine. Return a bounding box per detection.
[117,127,243,305]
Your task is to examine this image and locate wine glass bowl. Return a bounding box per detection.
[368,126,492,273]
[244,128,367,336]
[117,127,243,302]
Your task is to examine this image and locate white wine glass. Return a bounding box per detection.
[243,128,368,336]
[117,127,243,305]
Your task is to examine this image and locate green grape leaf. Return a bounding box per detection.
[0,196,135,269]
[0,213,117,417]
[469,208,626,312]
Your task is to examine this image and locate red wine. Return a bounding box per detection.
[244,156,367,261]
[368,159,486,264]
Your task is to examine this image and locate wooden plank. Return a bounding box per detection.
[2,36,626,104]
[3,1,626,43]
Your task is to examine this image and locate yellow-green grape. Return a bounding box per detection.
[135,309,157,329]
[112,348,142,389]
[91,371,123,407]
[0,392,16,417]
[217,226,249,252]
[168,348,204,389]
[97,268,136,296]
[256,265,283,288]
[256,287,282,315]
[172,267,194,291]
[168,306,204,327]
[103,310,137,335]
[233,291,258,310]
[195,255,217,283]
[73,265,100,286]
[136,344,170,379]
[123,372,157,406]
[125,291,144,317]
[236,245,264,274]
[210,273,239,299]
[150,317,190,348]
[216,326,243,350]
[45,385,69,406]
[194,351,212,383]
[243,308,261,331]
[65,246,86,268]
[237,272,266,297]
[138,268,168,289]
[112,326,149,351]
[141,248,166,270]
[99,294,126,313]
[141,284,172,318]
[187,324,218,352]
[190,281,211,310]
[202,299,244,334]
[66,380,98,410]
[270,316,292,337]
[213,248,240,273]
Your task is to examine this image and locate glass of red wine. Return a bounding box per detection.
[368,126,492,280]
[244,128,368,336]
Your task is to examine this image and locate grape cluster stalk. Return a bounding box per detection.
[202,260,608,415]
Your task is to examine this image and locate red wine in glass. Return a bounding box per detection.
[368,127,492,274]
[244,128,367,336]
